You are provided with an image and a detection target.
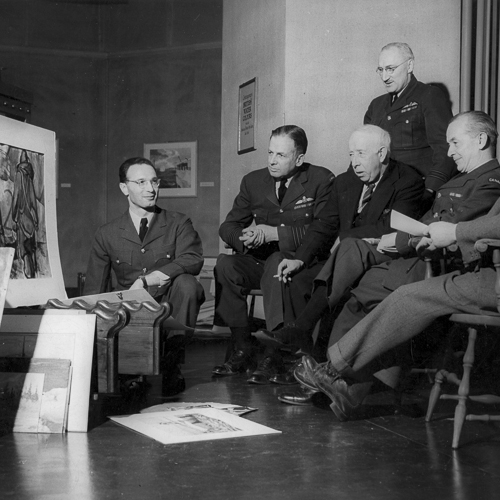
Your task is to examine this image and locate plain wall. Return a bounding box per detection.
[220,0,461,251]
[220,0,286,234]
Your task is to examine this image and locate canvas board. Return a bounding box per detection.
[0,115,66,307]
[0,358,72,433]
[0,311,95,432]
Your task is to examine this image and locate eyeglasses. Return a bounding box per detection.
[126,178,161,189]
[375,58,411,76]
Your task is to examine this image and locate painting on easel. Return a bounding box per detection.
[0,146,50,279]
[0,115,66,307]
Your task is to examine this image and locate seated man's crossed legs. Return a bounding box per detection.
[293,269,490,420]
[254,238,393,390]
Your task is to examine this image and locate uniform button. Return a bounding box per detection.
[305,213,310,217]
[141,248,145,253]
[279,209,284,213]
[406,120,409,124]
[280,224,285,226]
[433,213,438,218]
[387,116,391,120]
[437,193,441,198]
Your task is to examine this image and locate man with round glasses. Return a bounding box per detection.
[84,157,205,394]
[365,42,456,205]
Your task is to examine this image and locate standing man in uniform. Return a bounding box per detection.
[365,42,456,204]
[213,125,334,379]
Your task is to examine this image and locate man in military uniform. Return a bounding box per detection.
[289,110,500,409]
[212,125,334,377]
[365,42,456,203]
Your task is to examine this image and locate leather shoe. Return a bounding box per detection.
[294,356,328,390]
[212,349,256,376]
[278,386,318,405]
[247,355,285,384]
[253,323,312,353]
[296,355,372,421]
[270,358,302,385]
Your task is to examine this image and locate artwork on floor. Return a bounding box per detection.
[0,115,66,307]
[0,358,72,434]
[144,141,197,197]
[110,407,281,445]
[0,311,95,432]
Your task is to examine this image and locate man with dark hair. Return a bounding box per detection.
[212,125,334,378]
[84,157,205,394]
[365,42,456,201]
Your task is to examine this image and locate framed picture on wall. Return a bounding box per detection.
[144,141,197,197]
[238,78,257,154]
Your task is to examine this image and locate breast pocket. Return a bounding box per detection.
[292,208,311,227]
[111,250,133,282]
[153,244,176,266]
[253,209,269,225]
[396,107,423,148]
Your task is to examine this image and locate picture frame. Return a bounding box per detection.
[144,141,197,197]
[238,77,257,155]
[0,115,66,307]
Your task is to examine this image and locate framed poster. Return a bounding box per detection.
[144,141,197,197]
[238,77,257,154]
[0,115,66,307]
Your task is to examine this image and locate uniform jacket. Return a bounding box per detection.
[364,74,456,192]
[457,196,500,309]
[385,159,500,290]
[219,163,334,261]
[295,159,424,267]
[84,207,203,298]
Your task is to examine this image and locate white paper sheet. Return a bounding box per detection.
[390,210,429,236]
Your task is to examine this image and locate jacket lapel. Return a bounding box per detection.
[119,211,141,245]
[281,169,306,207]
[142,209,166,245]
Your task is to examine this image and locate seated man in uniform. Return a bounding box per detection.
[84,156,205,395]
[291,111,500,414]
[212,125,334,379]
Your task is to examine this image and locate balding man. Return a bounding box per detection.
[254,124,424,387]
[365,42,456,201]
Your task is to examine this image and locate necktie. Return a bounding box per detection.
[359,183,375,212]
[138,217,148,242]
[277,178,288,204]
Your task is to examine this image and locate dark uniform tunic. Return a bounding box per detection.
[365,74,456,193]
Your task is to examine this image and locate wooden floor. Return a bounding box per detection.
[1,337,500,500]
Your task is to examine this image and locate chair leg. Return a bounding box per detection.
[426,369,446,421]
[452,327,477,449]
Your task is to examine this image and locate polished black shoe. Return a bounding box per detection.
[212,349,256,376]
[270,358,302,385]
[253,324,312,353]
[278,386,318,405]
[247,355,285,384]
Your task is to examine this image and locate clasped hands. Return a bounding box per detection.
[239,224,278,249]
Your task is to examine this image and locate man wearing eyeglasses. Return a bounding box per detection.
[365,42,456,205]
[84,157,205,393]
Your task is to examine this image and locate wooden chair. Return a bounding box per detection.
[425,239,500,448]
